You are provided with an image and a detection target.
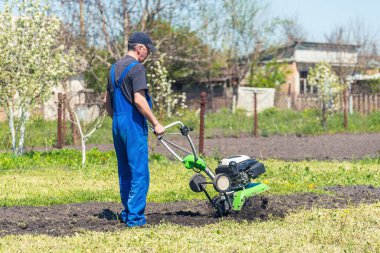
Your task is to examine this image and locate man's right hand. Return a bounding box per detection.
[154,123,165,135]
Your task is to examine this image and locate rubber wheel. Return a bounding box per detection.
[213,173,231,193]
[189,173,207,192]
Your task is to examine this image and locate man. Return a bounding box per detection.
[105,31,165,227]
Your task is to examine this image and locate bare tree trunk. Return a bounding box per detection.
[17,108,28,155]
[62,94,67,145]
[73,110,106,166]
[122,0,130,55]
[96,0,113,57]
[57,93,64,149]
[140,0,149,31]
[79,0,86,45]
[6,104,16,153]
[322,102,327,132]
[74,112,86,166]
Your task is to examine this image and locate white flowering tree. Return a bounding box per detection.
[73,109,106,166]
[307,62,342,131]
[0,0,77,154]
[147,58,186,119]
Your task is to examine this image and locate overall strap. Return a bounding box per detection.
[110,64,116,88]
[117,61,139,86]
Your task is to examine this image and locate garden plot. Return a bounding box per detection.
[1,150,379,253]
[1,185,379,237]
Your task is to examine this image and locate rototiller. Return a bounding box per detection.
[149,121,269,215]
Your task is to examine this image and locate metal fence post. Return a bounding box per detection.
[57,93,63,149]
[199,92,207,155]
[62,94,67,145]
[343,89,348,129]
[253,92,258,137]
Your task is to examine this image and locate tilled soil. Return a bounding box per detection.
[1,185,380,237]
[13,132,380,160]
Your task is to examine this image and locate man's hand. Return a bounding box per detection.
[153,123,165,135]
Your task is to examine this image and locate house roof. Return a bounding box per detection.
[261,41,360,62]
[293,41,359,51]
[199,76,237,84]
[348,73,380,81]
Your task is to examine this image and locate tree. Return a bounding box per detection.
[149,21,219,84]
[73,107,106,166]
[324,20,379,92]
[147,58,187,119]
[221,0,272,85]
[82,20,217,94]
[0,0,77,154]
[54,0,199,82]
[278,16,307,43]
[197,0,280,108]
[324,19,376,127]
[248,60,287,88]
[307,62,342,131]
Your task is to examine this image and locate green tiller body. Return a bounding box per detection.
[150,121,269,215]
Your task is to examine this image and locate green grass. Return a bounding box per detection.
[1,108,379,150]
[0,117,114,151]
[202,108,380,137]
[0,149,379,207]
[0,150,379,252]
[1,203,379,252]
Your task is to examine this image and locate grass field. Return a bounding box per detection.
[0,150,379,206]
[1,108,379,150]
[0,150,379,252]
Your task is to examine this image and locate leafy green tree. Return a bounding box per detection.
[83,20,219,93]
[361,78,380,94]
[0,0,77,154]
[83,48,113,93]
[248,60,287,88]
[197,0,282,110]
[307,62,342,131]
[151,22,218,83]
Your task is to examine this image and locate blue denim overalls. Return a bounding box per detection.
[110,61,152,227]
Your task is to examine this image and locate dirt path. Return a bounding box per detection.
[1,185,379,237]
[201,133,380,160]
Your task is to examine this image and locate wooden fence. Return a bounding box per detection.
[275,93,380,114]
[351,93,380,114]
[0,108,7,122]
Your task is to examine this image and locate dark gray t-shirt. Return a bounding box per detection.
[107,55,148,105]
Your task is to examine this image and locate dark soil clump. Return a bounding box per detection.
[1,185,379,237]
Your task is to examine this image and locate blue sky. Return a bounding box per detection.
[1,0,379,45]
[269,0,380,42]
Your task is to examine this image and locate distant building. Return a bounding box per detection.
[260,41,359,96]
[44,74,102,122]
